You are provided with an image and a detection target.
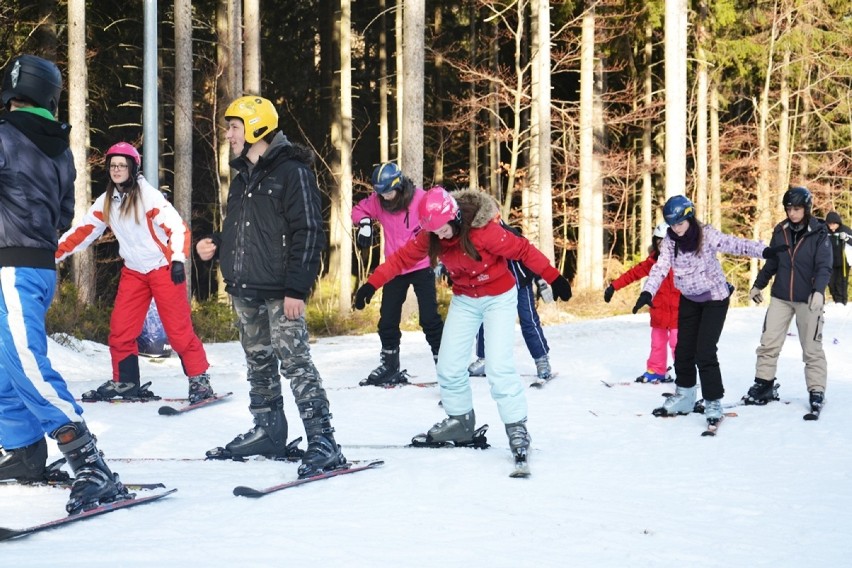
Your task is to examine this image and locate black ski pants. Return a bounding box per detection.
[828,266,848,305]
[377,267,444,356]
[673,295,730,401]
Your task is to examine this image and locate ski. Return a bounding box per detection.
[0,479,166,491]
[528,372,559,389]
[0,488,177,542]
[158,392,234,416]
[803,409,821,421]
[701,417,725,437]
[233,460,384,497]
[509,450,530,478]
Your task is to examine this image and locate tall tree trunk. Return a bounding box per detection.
[530,0,554,261]
[37,0,58,59]
[378,0,390,163]
[641,20,653,255]
[215,0,242,300]
[326,0,343,280]
[243,0,261,95]
[709,82,722,227]
[175,0,193,299]
[577,1,602,291]
[467,6,478,191]
[401,0,425,186]
[395,0,404,166]
[336,0,353,313]
[431,3,444,184]
[664,0,687,200]
[777,48,790,194]
[488,20,500,199]
[67,0,94,305]
[695,0,709,220]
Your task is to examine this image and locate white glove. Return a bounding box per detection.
[839,232,850,242]
[808,291,824,312]
[749,286,764,305]
[356,218,373,248]
[537,279,554,304]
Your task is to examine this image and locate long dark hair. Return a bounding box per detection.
[102,162,142,225]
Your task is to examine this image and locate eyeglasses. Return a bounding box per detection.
[109,164,129,171]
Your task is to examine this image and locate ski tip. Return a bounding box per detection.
[364,460,385,468]
[233,486,265,498]
[0,527,21,541]
[157,406,179,416]
[803,413,820,421]
[700,430,717,437]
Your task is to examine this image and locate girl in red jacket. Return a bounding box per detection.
[604,223,680,383]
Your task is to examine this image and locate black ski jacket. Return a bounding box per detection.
[0,110,75,268]
[754,216,832,303]
[215,133,325,300]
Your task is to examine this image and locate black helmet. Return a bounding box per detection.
[782,186,812,214]
[2,54,63,115]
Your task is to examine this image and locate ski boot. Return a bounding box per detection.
[506,419,531,477]
[467,357,486,377]
[703,399,723,422]
[81,380,158,402]
[652,385,698,417]
[187,373,214,404]
[534,355,552,382]
[54,422,131,514]
[742,378,780,405]
[809,390,824,414]
[411,410,489,448]
[360,348,408,386]
[207,395,304,461]
[0,437,48,482]
[297,400,347,478]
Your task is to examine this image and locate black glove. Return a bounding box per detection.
[632,291,653,314]
[171,262,186,285]
[354,283,376,310]
[356,218,373,249]
[603,285,615,303]
[550,275,572,302]
[762,244,789,259]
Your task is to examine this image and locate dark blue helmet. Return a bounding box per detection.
[371,163,403,195]
[782,186,812,214]
[663,195,695,225]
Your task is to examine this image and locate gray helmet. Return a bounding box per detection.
[2,54,63,115]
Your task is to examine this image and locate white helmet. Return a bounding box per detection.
[653,223,668,238]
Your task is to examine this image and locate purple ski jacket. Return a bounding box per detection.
[643,224,766,301]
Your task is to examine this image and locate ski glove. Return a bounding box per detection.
[839,232,850,242]
[762,244,789,259]
[537,279,554,304]
[356,218,373,249]
[550,275,572,302]
[632,291,654,314]
[171,262,186,285]
[808,290,824,312]
[603,285,615,303]
[749,286,764,305]
[354,283,376,310]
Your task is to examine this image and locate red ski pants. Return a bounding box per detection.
[109,265,208,380]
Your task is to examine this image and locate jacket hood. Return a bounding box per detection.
[1,110,70,157]
[826,211,842,225]
[453,189,499,228]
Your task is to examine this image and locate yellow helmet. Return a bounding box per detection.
[224,96,279,143]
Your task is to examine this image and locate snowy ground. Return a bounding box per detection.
[2,304,852,566]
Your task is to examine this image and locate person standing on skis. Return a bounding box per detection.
[352,162,443,386]
[0,54,129,514]
[744,186,832,416]
[196,96,346,478]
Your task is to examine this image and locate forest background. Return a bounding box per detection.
[1,0,850,342]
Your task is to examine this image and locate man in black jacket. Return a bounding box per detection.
[196,96,346,478]
[744,186,833,416]
[825,211,852,305]
[0,54,128,513]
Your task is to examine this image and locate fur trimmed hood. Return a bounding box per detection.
[452,189,500,228]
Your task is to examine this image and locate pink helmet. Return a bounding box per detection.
[418,187,459,232]
[105,142,141,175]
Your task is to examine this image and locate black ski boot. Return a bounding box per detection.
[297,400,346,478]
[360,348,407,386]
[809,390,825,413]
[208,395,303,461]
[54,422,131,514]
[742,378,780,405]
[0,437,48,482]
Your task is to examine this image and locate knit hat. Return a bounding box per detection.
[826,211,842,225]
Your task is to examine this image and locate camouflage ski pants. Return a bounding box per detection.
[231,296,329,409]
